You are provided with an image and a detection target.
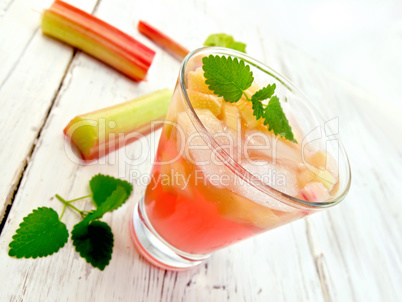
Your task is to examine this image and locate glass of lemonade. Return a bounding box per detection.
[131,47,351,270]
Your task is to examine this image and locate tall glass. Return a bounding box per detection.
[130,47,351,270]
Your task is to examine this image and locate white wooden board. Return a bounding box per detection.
[0,0,400,301]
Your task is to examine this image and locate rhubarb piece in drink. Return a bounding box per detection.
[220,102,241,131]
[187,68,215,94]
[187,90,223,116]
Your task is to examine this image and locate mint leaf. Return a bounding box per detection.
[85,186,128,222]
[90,174,132,208]
[251,98,264,120]
[202,55,297,143]
[263,96,297,143]
[251,84,276,119]
[204,33,246,53]
[252,84,276,103]
[71,186,125,270]
[9,207,68,258]
[202,55,253,103]
[72,220,113,271]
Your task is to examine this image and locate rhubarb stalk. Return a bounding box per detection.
[138,20,189,60]
[41,0,155,81]
[64,89,172,161]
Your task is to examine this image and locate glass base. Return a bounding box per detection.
[130,201,210,270]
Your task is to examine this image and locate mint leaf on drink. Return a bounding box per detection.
[263,96,297,143]
[251,84,276,119]
[72,220,113,271]
[204,33,246,53]
[202,55,297,143]
[202,55,253,103]
[251,84,276,104]
[8,207,68,258]
[251,97,264,120]
[90,174,132,208]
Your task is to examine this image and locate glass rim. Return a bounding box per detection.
[178,46,351,210]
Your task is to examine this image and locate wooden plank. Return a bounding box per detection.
[272,42,402,301]
[0,0,99,221]
[0,1,328,301]
[2,0,400,301]
[0,0,13,17]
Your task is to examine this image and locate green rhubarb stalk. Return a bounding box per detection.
[64,89,172,161]
[42,0,155,81]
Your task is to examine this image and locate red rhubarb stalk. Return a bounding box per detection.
[138,20,189,60]
[41,0,155,81]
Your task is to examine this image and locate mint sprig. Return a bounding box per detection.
[202,55,297,143]
[8,174,133,271]
[203,33,246,53]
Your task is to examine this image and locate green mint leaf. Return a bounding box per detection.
[89,174,132,208]
[263,96,297,143]
[8,207,68,258]
[202,55,296,143]
[202,55,253,103]
[252,84,276,103]
[71,185,125,270]
[251,97,264,120]
[85,186,128,222]
[251,84,276,119]
[204,33,246,53]
[72,220,113,271]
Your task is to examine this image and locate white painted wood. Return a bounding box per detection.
[0,0,12,17]
[0,0,99,221]
[0,0,401,301]
[271,42,402,301]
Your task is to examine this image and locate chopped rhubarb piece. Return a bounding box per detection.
[187,68,214,95]
[220,102,240,131]
[187,90,223,116]
[138,20,189,60]
[64,89,172,161]
[300,182,331,202]
[41,0,155,81]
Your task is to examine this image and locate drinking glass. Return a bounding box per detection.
[130,47,351,270]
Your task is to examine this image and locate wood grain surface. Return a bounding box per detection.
[0,0,400,301]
